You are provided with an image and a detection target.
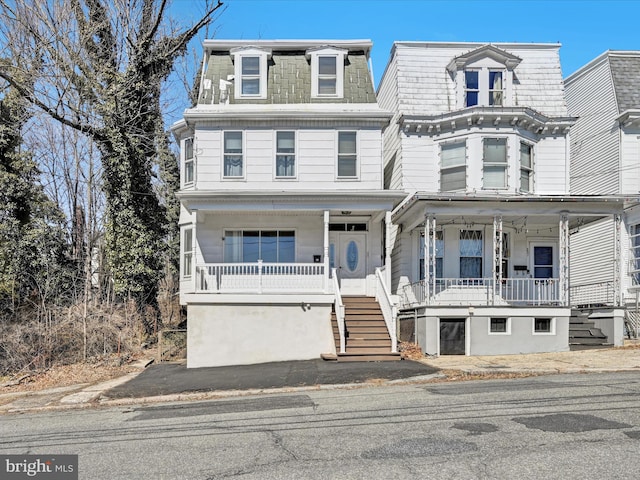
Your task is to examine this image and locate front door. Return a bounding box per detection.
[440,319,466,355]
[330,232,367,295]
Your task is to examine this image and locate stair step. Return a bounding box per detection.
[347,333,390,340]
[347,339,392,347]
[569,337,610,345]
[337,353,402,362]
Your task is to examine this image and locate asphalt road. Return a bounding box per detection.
[2,371,640,479]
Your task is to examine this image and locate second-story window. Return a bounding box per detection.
[224,131,243,178]
[483,138,508,189]
[275,131,296,178]
[440,141,466,191]
[337,131,357,178]
[184,137,194,185]
[241,56,261,95]
[465,71,479,107]
[520,142,533,192]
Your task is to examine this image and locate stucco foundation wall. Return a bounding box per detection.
[187,304,334,367]
[409,308,570,356]
[590,309,625,347]
[469,315,569,355]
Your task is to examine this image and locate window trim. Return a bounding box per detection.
[274,131,297,179]
[231,48,271,100]
[223,131,245,180]
[488,317,511,335]
[482,137,509,190]
[308,47,347,99]
[519,141,534,193]
[223,229,297,263]
[183,137,194,186]
[337,131,358,179]
[533,317,556,335]
[182,228,193,279]
[440,140,467,192]
[459,66,511,108]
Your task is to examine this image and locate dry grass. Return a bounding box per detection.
[0,357,141,394]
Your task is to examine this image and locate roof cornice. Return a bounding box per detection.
[399,107,576,136]
[203,39,373,55]
[617,109,640,127]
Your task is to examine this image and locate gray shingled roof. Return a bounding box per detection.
[609,54,640,111]
[199,50,376,105]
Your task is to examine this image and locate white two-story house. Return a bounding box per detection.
[377,42,624,355]
[565,50,640,340]
[173,40,405,367]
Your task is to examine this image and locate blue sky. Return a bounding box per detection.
[172,0,640,86]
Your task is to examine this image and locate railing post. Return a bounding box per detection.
[258,259,263,294]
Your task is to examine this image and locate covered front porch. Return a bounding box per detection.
[392,194,625,310]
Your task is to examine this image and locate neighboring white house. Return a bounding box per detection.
[173,40,405,367]
[377,42,624,355]
[565,51,640,339]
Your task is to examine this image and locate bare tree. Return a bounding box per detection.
[0,0,224,316]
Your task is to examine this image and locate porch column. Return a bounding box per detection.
[424,213,436,305]
[614,213,622,306]
[191,219,198,293]
[493,215,503,303]
[559,213,569,305]
[385,211,392,289]
[323,210,330,293]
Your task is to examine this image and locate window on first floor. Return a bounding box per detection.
[631,224,640,286]
[440,141,467,191]
[420,230,443,280]
[224,230,295,263]
[460,230,483,278]
[483,138,508,189]
[182,228,193,278]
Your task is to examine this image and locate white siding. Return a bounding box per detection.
[192,127,383,191]
[565,58,620,194]
[569,217,614,288]
[534,136,569,194]
[620,128,640,194]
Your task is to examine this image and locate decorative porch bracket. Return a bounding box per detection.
[559,213,569,305]
[493,215,503,302]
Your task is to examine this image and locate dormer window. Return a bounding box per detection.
[448,45,521,109]
[231,47,271,99]
[307,47,347,98]
[464,69,505,107]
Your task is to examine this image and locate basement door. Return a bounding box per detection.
[330,232,367,295]
[440,319,466,355]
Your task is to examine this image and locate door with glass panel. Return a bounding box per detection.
[329,232,367,295]
[530,243,557,303]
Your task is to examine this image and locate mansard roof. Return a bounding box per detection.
[608,52,640,112]
[198,39,377,105]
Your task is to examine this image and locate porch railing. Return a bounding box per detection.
[400,277,563,308]
[569,281,616,307]
[195,261,326,294]
[332,269,346,354]
[375,267,398,353]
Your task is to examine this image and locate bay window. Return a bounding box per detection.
[483,138,508,189]
[440,141,466,191]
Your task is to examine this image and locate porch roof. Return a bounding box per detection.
[392,193,628,229]
[177,190,407,215]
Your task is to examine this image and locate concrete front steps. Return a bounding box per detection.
[569,309,611,348]
[322,296,401,362]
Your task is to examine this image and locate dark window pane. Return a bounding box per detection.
[534,246,553,266]
[242,56,260,75]
[319,56,337,75]
[243,231,260,262]
[465,71,478,89]
[242,78,260,95]
[278,231,295,263]
[261,231,278,263]
[466,91,478,107]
